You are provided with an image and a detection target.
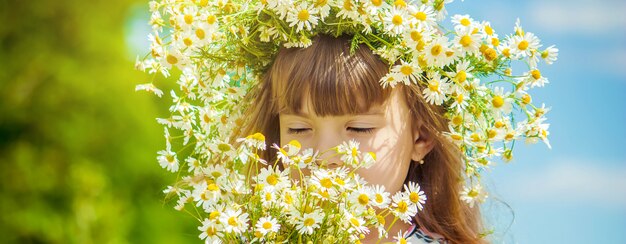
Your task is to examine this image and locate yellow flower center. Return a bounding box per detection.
[183,37,192,47]
[316,0,328,6]
[518,40,529,50]
[456,70,467,83]
[452,115,463,126]
[343,0,353,11]
[485,25,494,35]
[184,14,193,25]
[228,216,238,226]
[468,189,479,197]
[522,94,531,104]
[210,211,220,220]
[428,81,439,92]
[304,218,315,226]
[460,18,471,26]
[451,134,463,140]
[267,174,278,185]
[351,147,358,157]
[206,15,217,25]
[491,37,499,46]
[394,0,406,8]
[409,192,420,203]
[455,93,464,104]
[195,29,205,39]
[350,218,361,227]
[502,48,511,58]
[484,48,497,61]
[320,178,333,188]
[166,54,178,65]
[334,177,345,186]
[371,0,382,7]
[531,69,541,80]
[400,65,413,75]
[460,35,472,47]
[430,44,442,56]
[358,194,369,205]
[392,15,403,26]
[410,30,422,42]
[298,9,310,21]
[263,222,273,229]
[495,121,505,128]
[397,201,408,213]
[414,11,427,21]
[492,96,504,108]
[207,183,219,192]
[206,226,217,236]
[488,129,497,139]
[375,194,383,203]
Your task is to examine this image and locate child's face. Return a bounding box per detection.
[279,88,418,194]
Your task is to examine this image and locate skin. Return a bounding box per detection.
[279,88,434,243]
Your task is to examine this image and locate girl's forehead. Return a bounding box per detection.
[279,88,402,117]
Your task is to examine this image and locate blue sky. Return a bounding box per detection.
[125,0,626,242]
[445,0,626,243]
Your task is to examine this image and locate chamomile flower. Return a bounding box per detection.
[454,28,481,56]
[393,230,409,244]
[391,191,418,223]
[510,32,541,58]
[371,185,391,208]
[423,36,452,67]
[460,183,487,208]
[403,182,426,211]
[422,73,451,105]
[391,60,422,85]
[541,45,559,65]
[198,218,222,243]
[362,0,389,15]
[345,212,369,235]
[349,187,373,211]
[451,14,475,33]
[490,87,513,114]
[337,139,361,166]
[384,7,410,36]
[157,149,179,172]
[408,4,436,30]
[237,132,266,150]
[361,151,377,168]
[296,209,324,235]
[255,216,281,236]
[287,3,319,32]
[256,166,290,192]
[523,69,549,88]
[220,208,249,234]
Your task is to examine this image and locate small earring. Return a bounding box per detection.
[418,159,425,164]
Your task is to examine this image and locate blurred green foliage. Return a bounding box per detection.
[0,0,197,243]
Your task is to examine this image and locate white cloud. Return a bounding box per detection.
[528,0,626,34]
[505,157,626,208]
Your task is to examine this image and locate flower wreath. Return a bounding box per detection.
[135,0,557,242]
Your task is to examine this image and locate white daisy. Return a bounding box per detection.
[422,73,451,105]
[220,208,249,234]
[460,183,487,208]
[157,149,179,172]
[198,218,222,243]
[403,182,426,211]
[296,209,324,235]
[510,32,541,59]
[423,36,452,67]
[391,191,417,223]
[490,87,513,114]
[541,45,559,65]
[255,166,290,192]
[451,14,476,33]
[255,216,281,236]
[345,212,369,235]
[384,7,410,36]
[454,28,481,57]
[336,139,361,166]
[371,185,391,209]
[391,60,422,85]
[287,3,319,32]
[408,4,436,30]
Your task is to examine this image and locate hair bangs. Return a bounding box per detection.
[268,35,392,116]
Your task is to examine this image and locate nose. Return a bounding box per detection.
[314,127,344,168]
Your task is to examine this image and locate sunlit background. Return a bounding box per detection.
[1,0,624,243]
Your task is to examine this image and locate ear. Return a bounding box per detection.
[411,124,436,162]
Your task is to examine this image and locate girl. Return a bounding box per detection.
[238,34,485,243]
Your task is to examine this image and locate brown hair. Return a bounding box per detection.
[237,35,486,243]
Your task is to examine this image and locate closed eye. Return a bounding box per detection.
[287,128,311,134]
[347,127,375,134]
